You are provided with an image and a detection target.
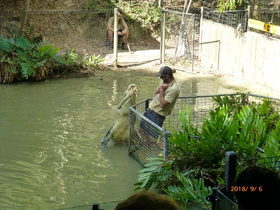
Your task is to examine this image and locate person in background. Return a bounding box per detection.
[115,190,180,210]
[234,165,280,210]
[107,11,129,49]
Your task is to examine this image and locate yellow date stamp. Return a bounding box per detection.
[231,186,263,192]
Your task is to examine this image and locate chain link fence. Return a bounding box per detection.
[0,9,116,56]
[202,6,280,36]
[128,94,280,166]
[202,8,248,31]
[249,0,280,26]
[254,9,280,26]
[160,9,199,72]
[128,99,170,165]
[0,10,22,38]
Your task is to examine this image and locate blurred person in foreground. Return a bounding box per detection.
[235,165,280,210]
[115,190,180,210]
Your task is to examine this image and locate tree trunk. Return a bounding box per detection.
[19,0,30,36]
[155,0,163,7]
[253,0,260,19]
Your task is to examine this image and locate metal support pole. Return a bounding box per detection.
[113,8,118,69]
[145,99,150,111]
[92,203,99,210]
[163,132,170,158]
[247,5,251,32]
[191,15,195,72]
[224,151,237,199]
[160,10,166,64]
[199,7,204,60]
[206,187,219,210]
[217,40,220,71]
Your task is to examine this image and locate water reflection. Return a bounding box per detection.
[0,69,251,209]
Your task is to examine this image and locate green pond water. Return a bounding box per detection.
[0,69,244,210]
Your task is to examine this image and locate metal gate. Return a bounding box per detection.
[160,9,198,72]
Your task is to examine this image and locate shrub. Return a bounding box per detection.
[0,35,61,83]
[135,94,280,209]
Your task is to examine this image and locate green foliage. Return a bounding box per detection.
[134,158,174,190]
[63,48,104,69]
[165,172,212,210]
[63,48,80,65]
[0,35,60,79]
[136,94,280,209]
[83,54,105,68]
[83,0,114,16]
[261,120,280,161]
[216,0,250,11]
[84,1,162,33]
[122,2,162,32]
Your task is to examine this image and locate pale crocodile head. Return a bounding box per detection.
[117,84,137,110]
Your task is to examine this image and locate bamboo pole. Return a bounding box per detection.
[113,8,118,69]
[160,10,166,64]
[199,7,204,60]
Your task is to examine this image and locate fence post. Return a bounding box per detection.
[113,8,118,68]
[247,5,251,32]
[92,203,99,210]
[163,132,170,158]
[160,9,166,64]
[224,151,237,199]
[191,14,195,72]
[199,7,204,60]
[145,99,150,110]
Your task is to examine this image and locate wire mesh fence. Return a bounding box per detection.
[202,8,248,31]
[0,10,22,38]
[128,93,280,166]
[0,9,116,56]
[128,100,170,165]
[202,7,280,36]
[256,9,280,26]
[249,0,280,26]
[160,9,199,72]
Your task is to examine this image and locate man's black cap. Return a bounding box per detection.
[156,66,173,77]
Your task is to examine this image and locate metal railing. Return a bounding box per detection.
[128,93,280,166]
[202,8,248,31]
[128,99,170,165]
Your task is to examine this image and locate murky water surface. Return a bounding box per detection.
[0,69,262,209]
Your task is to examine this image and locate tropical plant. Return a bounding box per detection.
[216,0,250,11]
[135,94,280,209]
[165,172,212,210]
[0,35,60,83]
[134,158,174,190]
[63,48,80,65]
[63,48,104,69]
[82,54,105,69]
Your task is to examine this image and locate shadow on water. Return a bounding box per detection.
[0,69,247,209]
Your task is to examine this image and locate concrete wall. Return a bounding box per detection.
[200,19,280,91]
